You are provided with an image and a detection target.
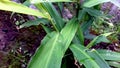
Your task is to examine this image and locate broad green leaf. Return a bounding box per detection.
[83,0,120,9]
[35,3,65,31]
[60,18,79,52]
[28,32,64,68]
[81,19,93,32]
[23,0,31,6]
[34,3,49,15]
[20,18,49,28]
[83,0,110,7]
[86,32,113,48]
[87,49,110,68]
[30,0,74,4]
[97,49,120,61]
[0,0,48,18]
[43,3,65,31]
[78,9,86,21]
[70,44,110,68]
[58,3,63,13]
[70,44,100,68]
[84,8,103,17]
[108,61,120,68]
[75,27,84,45]
[41,32,57,46]
[28,18,79,68]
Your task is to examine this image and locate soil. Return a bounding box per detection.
[0,10,46,68]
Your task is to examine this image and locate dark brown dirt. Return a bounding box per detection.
[0,10,46,68]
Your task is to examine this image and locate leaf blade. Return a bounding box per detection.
[30,0,75,4]
[83,0,110,7]
[97,49,120,61]
[0,0,47,17]
[86,32,113,48]
[70,44,100,68]
[19,18,49,28]
[28,18,79,68]
[70,44,110,68]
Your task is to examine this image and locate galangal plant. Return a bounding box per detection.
[1,0,120,68]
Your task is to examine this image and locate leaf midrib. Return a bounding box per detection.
[44,33,60,68]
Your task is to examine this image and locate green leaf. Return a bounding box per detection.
[78,9,86,21]
[43,3,64,31]
[60,18,79,52]
[19,18,49,28]
[70,44,110,68]
[83,0,110,7]
[57,3,63,13]
[87,49,110,68]
[35,3,65,31]
[81,19,93,32]
[30,0,75,4]
[108,61,120,68]
[97,49,120,61]
[41,24,52,34]
[83,0,120,10]
[28,32,64,68]
[28,18,79,68]
[23,0,31,6]
[84,8,103,17]
[86,32,113,48]
[70,44,100,68]
[0,0,48,18]
[75,27,84,45]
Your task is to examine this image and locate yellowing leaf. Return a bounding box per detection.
[30,0,74,4]
[0,0,48,18]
